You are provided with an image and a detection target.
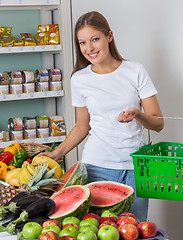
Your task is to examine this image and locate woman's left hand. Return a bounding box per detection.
[118,108,139,123]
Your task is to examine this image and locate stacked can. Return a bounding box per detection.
[23,116,37,139]
[35,70,49,92]
[48,69,62,91]
[36,115,49,138]
[8,117,23,140]
[21,70,35,93]
[9,71,23,94]
[0,72,10,95]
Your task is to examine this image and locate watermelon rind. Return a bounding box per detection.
[56,161,88,191]
[49,185,91,223]
[86,181,135,216]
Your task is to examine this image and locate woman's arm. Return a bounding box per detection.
[118,95,164,132]
[39,106,90,161]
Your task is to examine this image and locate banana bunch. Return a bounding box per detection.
[32,156,62,178]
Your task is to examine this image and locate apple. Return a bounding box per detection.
[138,221,157,238]
[62,223,80,231]
[118,224,139,240]
[59,236,76,240]
[83,213,100,222]
[42,219,61,229]
[116,216,138,227]
[99,220,118,229]
[22,222,42,239]
[118,212,137,220]
[42,225,61,235]
[101,210,118,219]
[62,217,80,227]
[97,225,119,240]
[79,224,98,234]
[79,218,99,228]
[77,230,97,240]
[99,216,117,224]
[59,226,79,238]
[38,231,58,240]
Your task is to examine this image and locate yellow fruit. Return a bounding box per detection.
[7,178,20,187]
[21,166,33,183]
[32,156,62,178]
[26,163,36,176]
[17,169,28,185]
[5,168,21,185]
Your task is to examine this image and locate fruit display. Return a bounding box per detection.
[86,181,135,216]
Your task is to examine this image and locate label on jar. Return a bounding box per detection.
[23,116,37,130]
[11,71,23,84]
[0,85,9,95]
[0,72,10,85]
[36,128,49,138]
[21,70,34,83]
[23,129,37,139]
[49,81,62,91]
[10,130,23,140]
[0,131,10,142]
[35,82,49,92]
[35,69,49,82]
[23,83,35,93]
[48,69,62,82]
[10,84,23,94]
[36,116,49,128]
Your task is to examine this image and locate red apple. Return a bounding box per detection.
[117,216,138,227]
[38,231,58,240]
[99,216,117,224]
[59,237,77,240]
[62,223,80,231]
[42,220,61,229]
[99,220,118,229]
[138,221,157,238]
[118,212,137,220]
[83,213,100,222]
[118,224,139,240]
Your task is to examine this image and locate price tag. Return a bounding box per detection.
[16,0,24,4]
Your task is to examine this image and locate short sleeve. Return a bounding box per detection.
[138,64,158,99]
[71,74,86,107]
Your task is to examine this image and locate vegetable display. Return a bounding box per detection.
[0,151,14,165]
[9,147,29,168]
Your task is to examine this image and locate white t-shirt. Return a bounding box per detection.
[71,60,157,169]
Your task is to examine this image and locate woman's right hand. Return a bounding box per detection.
[38,150,61,162]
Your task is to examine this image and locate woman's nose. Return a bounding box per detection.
[87,42,94,52]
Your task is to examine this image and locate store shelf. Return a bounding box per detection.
[0,0,60,6]
[0,90,64,101]
[0,135,65,148]
[0,44,62,54]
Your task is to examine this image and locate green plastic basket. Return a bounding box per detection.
[130,142,183,200]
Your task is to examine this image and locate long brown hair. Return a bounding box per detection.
[72,11,123,75]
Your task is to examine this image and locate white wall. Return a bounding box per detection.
[71,1,183,239]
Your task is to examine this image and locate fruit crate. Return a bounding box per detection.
[130,142,183,200]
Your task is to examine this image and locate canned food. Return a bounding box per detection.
[0,131,10,142]
[10,71,23,84]
[0,72,10,85]
[50,115,66,136]
[10,130,23,140]
[0,85,9,95]
[36,115,49,128]
[21,70,34,83]
[23,116,37,130]
[35,82,49,92]
[23,129,37,139]
[23,83,35,93]
[48,69,62,82]
[49,81,62,91]
[36,128,49,138]
[10,84,23,94]
[35,69,49,82]
[8,117,23,131]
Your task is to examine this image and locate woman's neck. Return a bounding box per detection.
[91,58,122,74]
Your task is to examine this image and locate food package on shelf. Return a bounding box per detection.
[20,33,36,46]
[36,25,50,45]
[50,115,66,136]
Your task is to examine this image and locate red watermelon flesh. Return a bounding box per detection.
[86,181,135,216]
[49,185,91,222]
[56,161,88,191]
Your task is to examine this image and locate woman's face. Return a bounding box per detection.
[77,25,113,65]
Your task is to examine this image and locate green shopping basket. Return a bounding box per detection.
[130,141,183,200]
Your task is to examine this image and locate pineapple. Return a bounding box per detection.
[0,162,62,207]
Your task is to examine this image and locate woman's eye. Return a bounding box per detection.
[79,41,85,45]
[93,37,99,42]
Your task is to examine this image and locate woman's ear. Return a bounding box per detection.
[108,30,113,42]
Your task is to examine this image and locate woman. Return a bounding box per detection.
[40,11,164,221]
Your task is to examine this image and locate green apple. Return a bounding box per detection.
[101,210,118,218]
[42,225,61,235]
[79,224,98,235]
[62,217,80,226]
[22,222,42,239]
[79,218,99,228]
[77,230,97,240]
[59,226,79,238]
[98,225,119,240]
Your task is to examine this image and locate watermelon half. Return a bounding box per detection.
[86,181,135,216]
[56,161,88,191]
[49,185,91,223]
